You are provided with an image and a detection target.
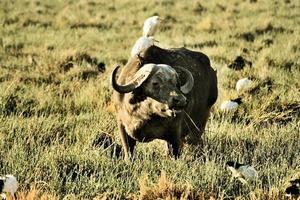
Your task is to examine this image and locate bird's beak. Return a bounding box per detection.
[153,39,159,42]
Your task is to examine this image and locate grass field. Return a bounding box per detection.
[0,0,299,199]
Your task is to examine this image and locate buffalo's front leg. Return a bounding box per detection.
[118,123,136,161]
[127,135,136,157]
[167,139,181,159]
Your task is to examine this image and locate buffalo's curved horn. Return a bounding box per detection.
[111,64,157,94]
[111,66,136,93]
[174,66,194,94]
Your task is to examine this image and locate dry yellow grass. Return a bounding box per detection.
[5,188,58,200]
[129,171,217,200]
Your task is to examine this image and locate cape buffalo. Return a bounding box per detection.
[111,45,218,160]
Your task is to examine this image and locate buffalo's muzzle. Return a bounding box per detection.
[170,95,187,110]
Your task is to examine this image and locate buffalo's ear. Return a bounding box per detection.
[129,87,146,104]
[173,66,194,94]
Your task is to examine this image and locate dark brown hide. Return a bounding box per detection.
[112,45,218,159]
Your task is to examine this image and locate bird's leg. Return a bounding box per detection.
[127,135,136,158]
[167,138,181,159]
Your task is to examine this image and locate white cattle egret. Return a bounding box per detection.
[0,175,18,199]
[236,78,253,92]
[226,161,258,184]
[143,16,162,37]
[131,36,156,57]
[285,179,300,197]
[220,98,242,112]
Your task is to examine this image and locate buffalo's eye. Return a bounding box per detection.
[152,81,159,87]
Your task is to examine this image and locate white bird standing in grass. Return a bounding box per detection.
[130,36,156,57]
[220,97,242,112]
[0,175,18,199]
[226,161,258,184]
[236,78,253,92]
[143,16,162,37]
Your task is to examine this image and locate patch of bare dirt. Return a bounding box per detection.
[227,56,252,70]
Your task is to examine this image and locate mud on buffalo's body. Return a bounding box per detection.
[111,45,218,159]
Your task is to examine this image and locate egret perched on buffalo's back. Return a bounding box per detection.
[143,16,163,37]
[226,161,258,184]
[130,36,157,57]
[0,175,18,199]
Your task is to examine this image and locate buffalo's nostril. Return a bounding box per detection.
[173,98,180,104]
[172,96,187,108]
